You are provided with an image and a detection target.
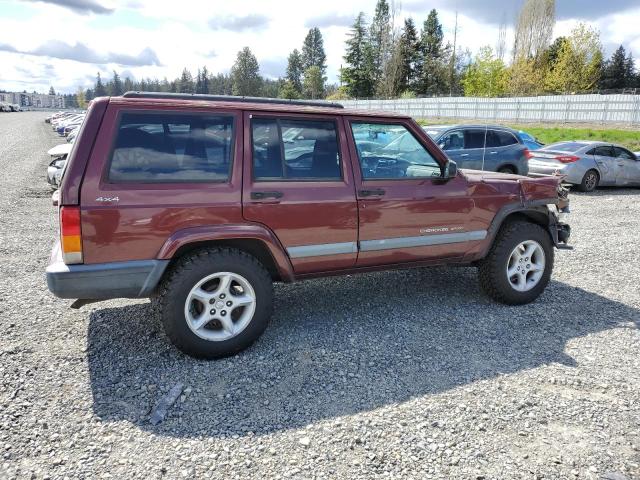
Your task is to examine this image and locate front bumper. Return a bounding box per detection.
[46,242,169,299]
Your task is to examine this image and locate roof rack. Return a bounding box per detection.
[121,91,344,109]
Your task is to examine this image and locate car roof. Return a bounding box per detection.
[425,124,519,133]
[109,92,410,119]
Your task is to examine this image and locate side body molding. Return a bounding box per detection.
[156,223,296,282]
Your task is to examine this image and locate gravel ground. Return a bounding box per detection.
[1,112,639,480]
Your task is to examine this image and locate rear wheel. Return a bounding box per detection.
[578,169,599,192]
[497,166,516,174]
[478,221,554,305]
[158,248,273,359]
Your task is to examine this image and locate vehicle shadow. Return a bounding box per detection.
[86,267,639,437]
[569,186,640,196]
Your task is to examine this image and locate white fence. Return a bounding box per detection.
[341,94,640,126]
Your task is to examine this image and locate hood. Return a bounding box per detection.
[47,143,72,157]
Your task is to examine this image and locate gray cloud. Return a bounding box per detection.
[208,14,270,31]
[0,41,161,66]
[305,13,353,28]
[26,0,114,15]
[405,0,640,24]
[259,57,287,79]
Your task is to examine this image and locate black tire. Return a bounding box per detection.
[578,169,599,192]
[478,221,554,305]
[497,166,516,174]
[157,248,273,359]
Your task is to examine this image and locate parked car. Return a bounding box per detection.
[424,125,530,175]
[46,143,72,189]
[517,130,544,150]
[46,93,571,359]
[528,141,640,191]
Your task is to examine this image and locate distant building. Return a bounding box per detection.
[0,92,65,108]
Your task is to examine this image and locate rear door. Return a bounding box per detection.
[592,145,617,185]
[486,129,524,172]
[242,112,358,274]
[346,118,479,267]
[613,146,640,186]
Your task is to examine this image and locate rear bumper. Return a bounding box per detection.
[46,242,169,300]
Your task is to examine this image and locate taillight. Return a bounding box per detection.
[60,206,83,264]
[524,149,533,160]
[555,155,580,163]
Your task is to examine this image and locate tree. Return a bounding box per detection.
[178,68,195,93]
[513,0,555,62]
[110,70,123,96]
[341,13,376,98]
[397,18,419,92]
[302,27,327,74]
[508,58,544,95]
[76,87,86,108]
[279,80,300,99]
[209,73,233,95]
[369,0,391,85]
[600,45,636,90]
[48,86,56,95]
[415,9,449,95]
[461,46,508,97]
[94,72,107,97]
[544,23,603,93]
[286,49,304,95]
[303,66,325,99]
[231,47,262,96]
[261,78,281,98]
[123,76,134,93]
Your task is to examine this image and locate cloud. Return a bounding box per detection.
[0,41,161,66]
[208,14,270,31]
[259,57,287,79]
[404,0,640,25]
[305,13,354,28]
[26,0,114,15]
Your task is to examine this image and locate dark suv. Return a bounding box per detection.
[47,93,571,359]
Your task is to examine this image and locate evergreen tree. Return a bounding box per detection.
[178,68,195,93]
[110,70,123,96]
[279,80,300,99]
[600,45,634,90]
[123,76,134,93]
[342,13,376,98]
[303,66,325,99]
[201,66,210,94]
[416,9,448,95]
[369,0,391,85]
[302,27,327,74]
[48,86,56,95]
[286,49,304,95]
[397,18,419,92]
[94,72,107,97]
[231,47,262,96]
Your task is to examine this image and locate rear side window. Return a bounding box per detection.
[108,112,234,183]
[464,129,487,149]
[251,117,341,181]
[487,130,519,147]
[593,146,614,157]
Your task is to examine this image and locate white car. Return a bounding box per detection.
[46,143,72,189]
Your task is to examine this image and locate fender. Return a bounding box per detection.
[156,223,295,282]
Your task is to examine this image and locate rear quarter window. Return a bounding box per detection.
[108,112,234,183]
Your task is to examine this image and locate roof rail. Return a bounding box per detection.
[121,91,344,109]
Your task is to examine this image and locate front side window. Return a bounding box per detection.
[251,118,341,180]
[108,112,233,183]
[614,147,635,160]
[438,130,464,151]
[351,122,441,179]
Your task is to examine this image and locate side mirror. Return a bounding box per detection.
[445,160,458,179]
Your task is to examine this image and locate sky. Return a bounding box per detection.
[0,0,639,94]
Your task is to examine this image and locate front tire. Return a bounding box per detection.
[478,221,554,305]
[158,248,273,359]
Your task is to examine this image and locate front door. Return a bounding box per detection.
[613,146,640,186]
[346,118,479,268]
[242,112,358,274]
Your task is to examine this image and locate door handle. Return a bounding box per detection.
[489,151,498,154]
[459,153,469,157]
[250,190,283,200]
[358,188,386,197]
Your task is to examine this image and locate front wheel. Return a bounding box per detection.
[158,248,273,359]
[478,221,554,305]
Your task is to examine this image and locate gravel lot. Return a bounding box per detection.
[1,112,639,480]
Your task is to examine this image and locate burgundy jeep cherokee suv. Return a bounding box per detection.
[46,92,571,359]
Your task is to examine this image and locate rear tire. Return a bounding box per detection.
[478,221,554,305]
[578,169,599,192]
[498,166,516,174]
[158,248,273,359]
